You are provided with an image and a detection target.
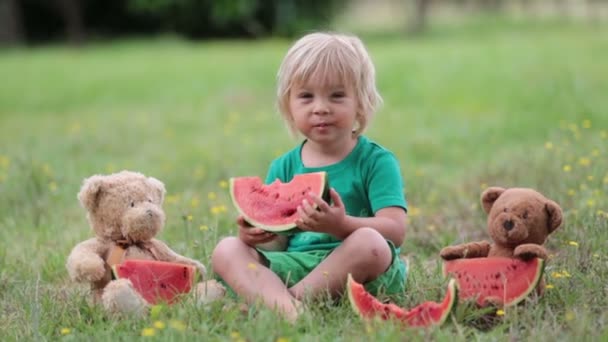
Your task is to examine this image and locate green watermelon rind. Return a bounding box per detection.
[442,257,544,307]
[229,172,329,234]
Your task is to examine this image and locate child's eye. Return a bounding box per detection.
[332,92,345,98]
[298,92,313,99]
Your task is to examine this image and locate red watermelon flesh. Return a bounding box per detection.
[443,257,544,307]
[112,260,196,305]
[347,274,457,328]
[229,172,328,233]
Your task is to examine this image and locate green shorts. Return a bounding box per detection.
[218,240,408,299]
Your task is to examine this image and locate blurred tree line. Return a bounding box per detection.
[0,0,345,45]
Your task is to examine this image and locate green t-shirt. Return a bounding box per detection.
[265,136,408,252]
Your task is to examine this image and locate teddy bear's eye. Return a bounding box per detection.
[503,208,507,213]
[148,199,152,203]
[130,201,135,207]
[523,211,529,219]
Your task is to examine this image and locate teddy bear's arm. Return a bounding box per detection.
[148,239,207,278]
[513,243,548,260]
[440,241,492,260]
[66,238,109,283]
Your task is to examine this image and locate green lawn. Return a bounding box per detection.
[1,20,607,340]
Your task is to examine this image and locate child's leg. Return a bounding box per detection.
[289,227,392,299]
[212,237,301,321]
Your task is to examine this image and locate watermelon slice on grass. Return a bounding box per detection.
[347,274,457,328]
[229,172,329,234]
[112,260,197,305]
[443,257,545,307]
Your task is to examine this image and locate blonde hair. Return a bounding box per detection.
[276,32,382,137]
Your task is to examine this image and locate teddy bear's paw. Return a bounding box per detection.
[69,256,106,283]
[439,246,466,260]
[514,244,547,260]
[102,279,148,316]
[196,280,226,305]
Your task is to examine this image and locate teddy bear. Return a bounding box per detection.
[66,170,222,315]
[440,187,563,293]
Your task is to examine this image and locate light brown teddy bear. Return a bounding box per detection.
[66,170,221,315]
[440,186,562,262]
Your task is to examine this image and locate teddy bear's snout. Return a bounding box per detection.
[503,219,515,231]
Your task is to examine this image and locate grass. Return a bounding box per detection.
[1,19,607,340]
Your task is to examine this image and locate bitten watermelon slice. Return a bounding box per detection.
[229,172,329,233]
[443,257,544,307]
[112,260,197,305]
[347,274,457,328]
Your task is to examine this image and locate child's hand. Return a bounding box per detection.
[296,188,346,235]
[237,216,278,247]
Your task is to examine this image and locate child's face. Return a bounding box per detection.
[288,73,357,144]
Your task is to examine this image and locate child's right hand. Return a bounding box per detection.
[237,216,278,247]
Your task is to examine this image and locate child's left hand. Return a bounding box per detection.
[296,188,346,235]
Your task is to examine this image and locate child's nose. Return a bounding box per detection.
[312,99,329,115]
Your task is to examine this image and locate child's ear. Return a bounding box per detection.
[78,175,105,212]
[147,177,166,203]
[481,187,506,214]
[545,200,563,233]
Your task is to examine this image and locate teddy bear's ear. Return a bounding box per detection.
[481,187,506,214]
[545,200,563,233]
[77,175,105,211]
[147,177,166,203]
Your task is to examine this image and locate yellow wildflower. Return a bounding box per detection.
[582,119,591,129]
[563,165,572,172]
[601,130,607,139]
[545,284,554,289]
[60,328,71,335]
[587,175,594,181]
[496,309,505,316]
[578,157,591,167]
[190,197,200,208]
[208,192,217,200]
[230,331,241,339]
[603,175,608,184]
[544,142,553,150]
[408,206,421,217]
[199,225,209,231]
[219,180,229,189]
[141,328,156,337]
[49,182,57,192]
[480,183,488,190]
[277,338,290,342]
[565,311,575,321]
[567,189,576,196]
[166,194,180,204]
[551,272,563,278]
[592,149,600,157]
[415,169,424,177]
[0,155,9,169]
[153,321,166,330]
[561,270,572,278]
[587,199,595,207]
[169,320,186,332]
[187,215,193,221]
[568,241,579,247]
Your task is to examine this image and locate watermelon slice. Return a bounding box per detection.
[443,257,544,307]
[229,172,329,233]
[347,274,457,328]
[112,260,197,305]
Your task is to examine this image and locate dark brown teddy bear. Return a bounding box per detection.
[440,187,563,261]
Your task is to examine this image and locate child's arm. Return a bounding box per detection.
[296,188,407,246]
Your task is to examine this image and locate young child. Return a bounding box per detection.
[212,32,408,322]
